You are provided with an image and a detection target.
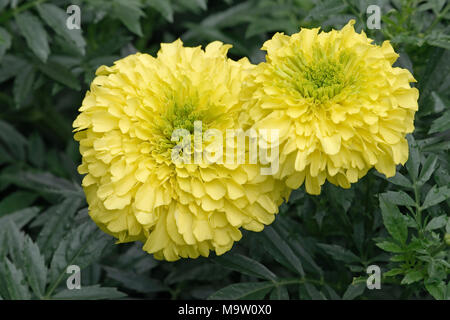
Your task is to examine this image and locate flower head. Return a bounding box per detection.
[73,40,289,261]
[242,20,419,194]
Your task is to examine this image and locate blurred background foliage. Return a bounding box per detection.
[0,0,448,300]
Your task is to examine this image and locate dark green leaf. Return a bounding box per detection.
[15,11,50,62]
[401,270,423,285]
[37,59,80,90]
[429,110,450,134]
[418,155,438,185]
[422,185,450,210]
[381,191,416,207]
[37,197,83,260]
[0,207,40,229]
[342,283,365,300]
[384,172,413,189]
[208,282,273,300]
[36,3,86,55]
[303,283,326,300]
[0,191,38,217]
[376,241,404,253]
[145,0,174,22]
[52,285,126,300]
[425,281,447,300]
[261,227,305,276]
[5,220,26,266]
[23,236,48,298]
[47,221,112,293]
[13,64,36,108]
[103,267,167,293]
[0,259,31,300]
[214,253,277,280]
[112,0,145,36]
[379,195,408,244]
[0,27,12,61]
[425,215,448,231]
[269,286,289,300]
[317,243,360,264]
[0,55,27,83]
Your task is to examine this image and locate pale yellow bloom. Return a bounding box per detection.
[241,20,419,195]
[73,39,289,261]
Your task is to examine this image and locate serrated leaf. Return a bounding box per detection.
[145,0,174,22]
[52,285,126,300]
[103,267,167,293]
[13,63,36,108]
[194,0,207,10]
[0,120,27,162]
[15,11,50,62]
[47,221,112,296]
[342,282,365,300]
[384,172,413,189]
[401,270,423,285]
[5,220,26,266]
[112,0,145,36]
[23,237,48,298]
[317,243,360,264]
[0,27,12,61]
[37,59,80,90]
[0,191,38,217]
[418,155,439,185]
[3,171,83,199]
[166,263,230,284]
[425,215,448,231]
[288,238,323,276]
[0,207,40,229]
[425,281,447,300]
[381,190,416,207]
[303,283,326,300]
[200,1,252,28]
[422,185,450,210]
[429,110,450,134]
[0,55,27,83]
[269,286,289,300]
[376,241,404,253]
[384,268,404,277]
[36,3,86,55]
[214,253,277,280]
[379,195,408,244]
[323,284,341,300]
[27,133,45,168]
[261,227,305,276]
[37,197,83,260]
[0,259,31,300]
[208,282,273,300]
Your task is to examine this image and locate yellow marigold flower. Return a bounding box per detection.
[73,39,289,261]
[241,20,419,195]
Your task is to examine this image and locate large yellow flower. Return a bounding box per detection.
[241,20,419,195]
[73,40,289,261]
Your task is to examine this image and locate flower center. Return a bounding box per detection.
[275,48,358,103]
[152,101,205,156]
[303,61,344,89]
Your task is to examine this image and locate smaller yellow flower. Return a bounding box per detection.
[241,20,419,195]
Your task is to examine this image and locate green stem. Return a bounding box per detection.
[425,3,450,33]
[0,0,47,23]
[342,0,364,25]
[413,182,423,234]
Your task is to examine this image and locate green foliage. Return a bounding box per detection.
[0,0,448,300]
